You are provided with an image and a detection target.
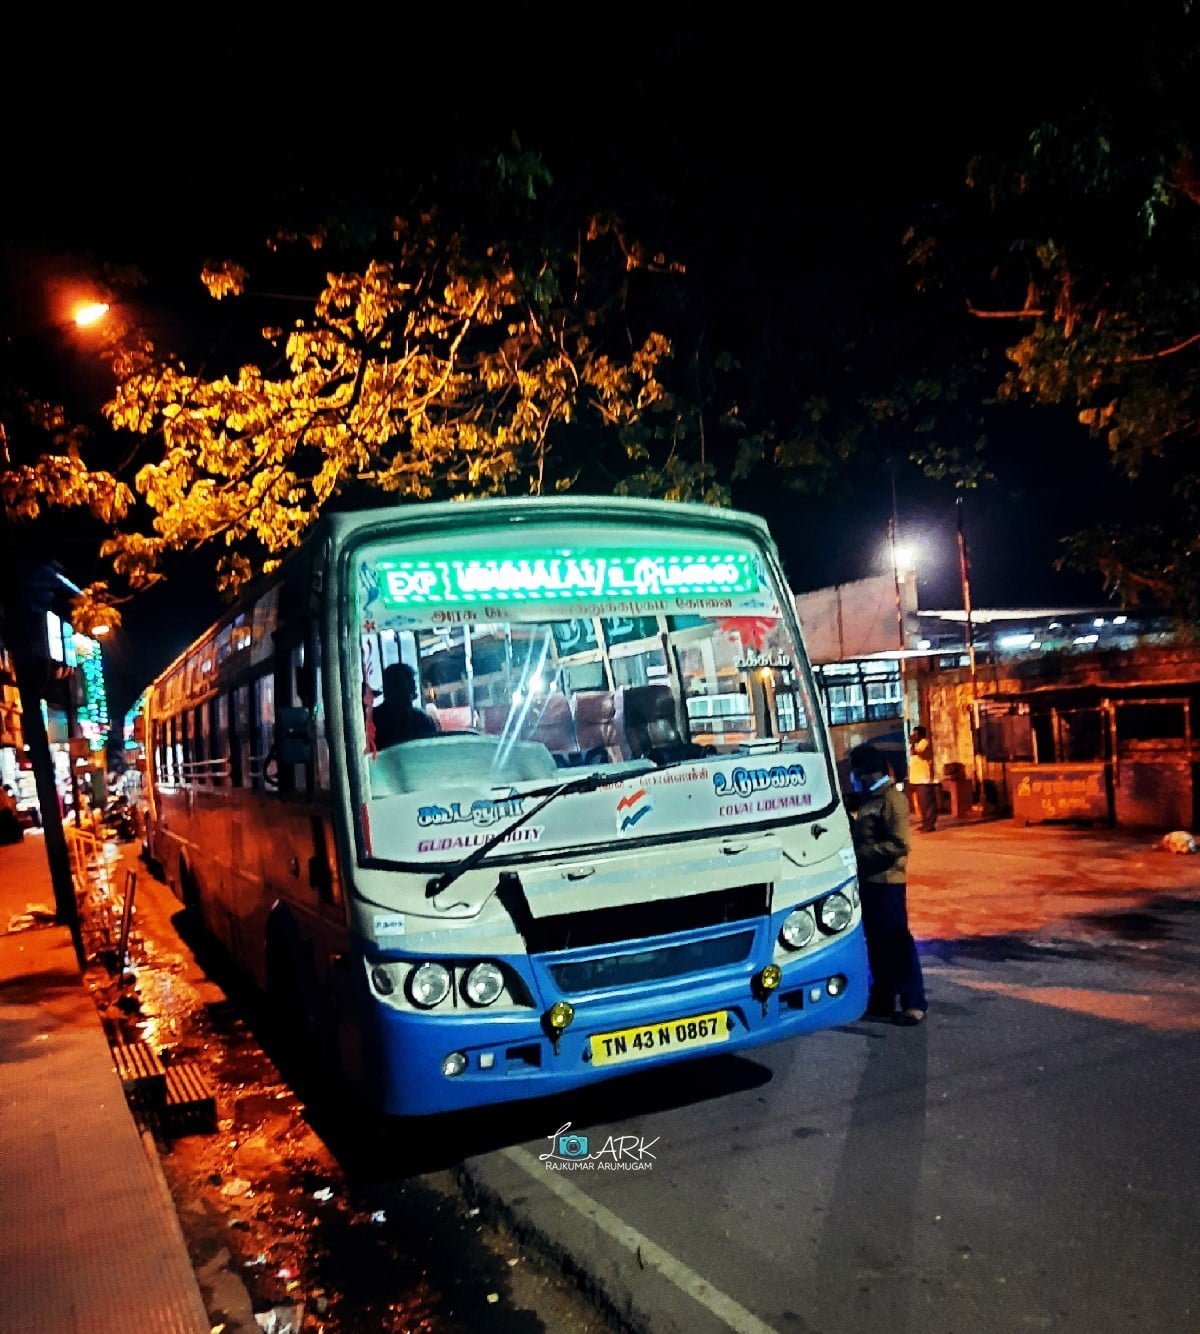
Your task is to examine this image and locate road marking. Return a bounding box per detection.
[502,1146,779,1334]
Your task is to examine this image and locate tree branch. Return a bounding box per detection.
[965,301,1045,319]
[1126,331,1200,362]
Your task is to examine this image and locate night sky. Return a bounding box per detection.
[6,13,1145,718]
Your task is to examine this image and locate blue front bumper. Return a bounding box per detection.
[363,927,867,1116]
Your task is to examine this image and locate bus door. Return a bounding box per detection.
[268,624,348,1031]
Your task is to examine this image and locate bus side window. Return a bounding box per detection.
[282,642,311,797]
[230,693,246,784]
[194,704,209,784]
[181,709,194,783]
[172,716,183,784]
[254,674,275,789]
[312,645,330,794]
[212,695,230,787]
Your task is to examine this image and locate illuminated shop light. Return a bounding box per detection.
[73,635,111,752]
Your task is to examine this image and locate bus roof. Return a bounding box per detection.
[319,495,774,548]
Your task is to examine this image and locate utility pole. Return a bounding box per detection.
[887,513,912,732]
[956,495,983,808]
[956,495,977,679]
[0,557,85,965]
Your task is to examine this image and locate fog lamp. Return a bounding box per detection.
[547,1000,575,1031]
[758,964,782,992]
[826,975,846,997]
[442,1051,468,1077]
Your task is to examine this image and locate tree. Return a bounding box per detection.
[86,154,708,600]
[902,8,1200,618]
[0,150,716,935]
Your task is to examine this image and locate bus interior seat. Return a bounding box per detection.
[572,691,623,763]
[430,705,475,732]
[479,704,512,737]
[619,684,703,763]
[524,693,580,764]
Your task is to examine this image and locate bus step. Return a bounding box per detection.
[162,1062,218,1136]
[111,1040,167,1107]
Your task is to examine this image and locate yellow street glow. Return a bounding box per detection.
[73,302,110,328]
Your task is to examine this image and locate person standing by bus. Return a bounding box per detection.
[848,743,926,1025]
[0,784,22,844]
[908,725,938,833]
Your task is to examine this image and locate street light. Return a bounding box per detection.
[72,301,110,328]
[893,543,916,574]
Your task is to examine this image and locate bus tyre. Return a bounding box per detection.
[178,860,202,925]
[265,928,326,1068]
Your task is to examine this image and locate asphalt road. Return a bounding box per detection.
[461,822,1200,1334]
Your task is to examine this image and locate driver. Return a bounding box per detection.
[374,662,438,747]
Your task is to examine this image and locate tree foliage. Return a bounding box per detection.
[3,152,715,620]
[903,9,1200,615]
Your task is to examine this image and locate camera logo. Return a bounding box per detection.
[539,1121,659,1172]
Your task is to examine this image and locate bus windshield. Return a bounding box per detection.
[350,533,831,863]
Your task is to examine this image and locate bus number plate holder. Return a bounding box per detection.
[589,1011,728,1067]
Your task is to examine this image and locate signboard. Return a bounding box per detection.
[373,549,759,611]
[1010,763,1109,824]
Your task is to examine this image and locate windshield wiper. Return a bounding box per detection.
[425,769,636,900]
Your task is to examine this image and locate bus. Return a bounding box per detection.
[143,497,867,1116]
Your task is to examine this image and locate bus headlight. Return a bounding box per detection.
[408,962,452,1009]
[780,907,817,950]
[817,892,853,934]
[464,962,505,1007]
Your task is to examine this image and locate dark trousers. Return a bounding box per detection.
[914,782,939,831]
[861,880,926,1013]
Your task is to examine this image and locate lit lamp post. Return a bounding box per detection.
[72,301,110,328]
[887,520,917,759]
[0,293,112,964]
[956,495,984,807]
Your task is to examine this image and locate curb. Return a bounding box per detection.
[137,1128,217,1332]
[459,1150,772,1334]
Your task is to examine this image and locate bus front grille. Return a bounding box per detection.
[528,882,769,954]
[547,928,757,996]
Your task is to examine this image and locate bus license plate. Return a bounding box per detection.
[589,1011,729,1067]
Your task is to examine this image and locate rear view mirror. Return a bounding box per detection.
[277,707,313,764]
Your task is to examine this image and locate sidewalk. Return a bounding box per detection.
[0,834,210,1334]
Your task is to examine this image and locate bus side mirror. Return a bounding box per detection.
[277,707,314,764]
[296,661,316,707]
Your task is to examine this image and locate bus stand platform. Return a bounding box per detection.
[0,834,210,1334]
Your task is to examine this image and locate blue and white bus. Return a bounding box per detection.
[143,497,867,1115]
